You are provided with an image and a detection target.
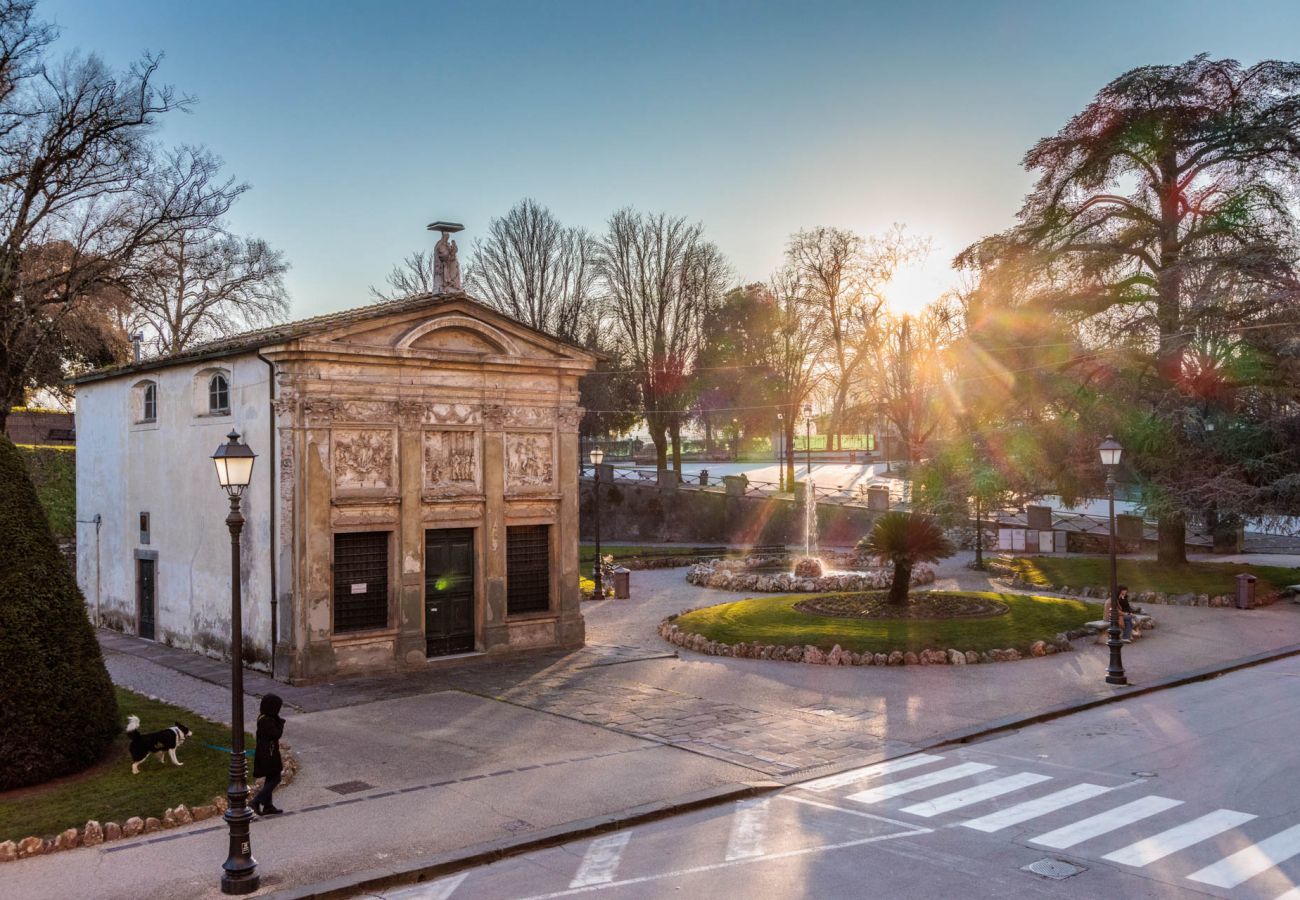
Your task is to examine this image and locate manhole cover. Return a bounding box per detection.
[325,780,374,795]
[1023,858,1085,880]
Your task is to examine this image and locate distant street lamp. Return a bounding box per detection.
[211,430,259,894]
[589,447,605,599]
[1099,435,1127,686]
[803,404,813,476]
[777,412,785,491]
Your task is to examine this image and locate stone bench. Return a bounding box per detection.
[1085,613,1156,643]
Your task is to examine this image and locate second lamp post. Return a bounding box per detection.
[589,447,605,599]
[1099,435,1126,686]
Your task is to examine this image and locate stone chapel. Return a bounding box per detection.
[74,285,598,683]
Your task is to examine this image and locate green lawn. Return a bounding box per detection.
[17,445,75,538]
[0,688,252,842]
[673,591,1102,655]
[1010,556,1300,597]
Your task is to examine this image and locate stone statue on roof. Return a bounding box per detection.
[428,220,465,293]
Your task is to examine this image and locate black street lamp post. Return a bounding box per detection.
[589,447,605,599]
[211,430,259,894]
[777,412,785,491]
[1099,435,1127,687]
[803,404,813,476]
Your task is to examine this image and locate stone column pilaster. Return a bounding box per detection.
[395,400,427,666]
[481,404,509,650]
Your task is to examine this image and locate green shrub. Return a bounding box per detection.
[0,436,118,789]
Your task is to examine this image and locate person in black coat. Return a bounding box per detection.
[251,693,285,815]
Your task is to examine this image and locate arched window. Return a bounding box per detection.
[208,373,230,414]
[142,383,157,422]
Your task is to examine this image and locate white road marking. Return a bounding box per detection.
[725,798,770,860]
[1031,795,1184,849]
[779,793,932,831]
[800,754,945,792]
[961,783,1112,833]
[1102,809,1257,868]
[568,832,632,888]
[847,762,996,805]
[900,772,1053,818]
[518,820,933,899]
[384,870,468,899]
[1187,822,1300,889]
[1273,887,1300,900]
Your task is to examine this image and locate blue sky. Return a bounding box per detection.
[43,0,1300,318]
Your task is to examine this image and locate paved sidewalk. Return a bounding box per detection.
[7,554,1299,899]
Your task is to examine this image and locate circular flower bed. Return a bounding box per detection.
[686,558,936,593]
[794,591,1008,620]
[659,590,1103,666]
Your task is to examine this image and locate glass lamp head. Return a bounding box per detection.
[212,430,256,497]
[589,447,605,466]
[1098,435,1123,468]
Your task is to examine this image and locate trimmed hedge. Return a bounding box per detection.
[0,436,118,790]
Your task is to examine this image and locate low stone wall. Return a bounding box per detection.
[658,611,1081,666]
[0,747,300,862]
[988,560,1274,608]
[684,559,936,593]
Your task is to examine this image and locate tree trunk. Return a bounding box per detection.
[649,420,668,476]
[669,418,682,473]
[888,562,912,604]
[1157,511,1187,565]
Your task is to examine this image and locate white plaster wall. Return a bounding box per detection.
[75,352,276,667]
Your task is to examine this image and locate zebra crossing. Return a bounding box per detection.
[803,752,1300,896]
[381,751,1300,899]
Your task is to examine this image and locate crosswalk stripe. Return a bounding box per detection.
[800,754,945,792]
[725,798,770,860]
[1102,809,1257,868]
[385,871,468,899]
[1273,887,1300,900]
[1187,822,1300,889]
[569,832,632,888]
[847,762,995,805]
[1031,795,1184,849]
[900,772,1053,818]
[961,783,1111,833]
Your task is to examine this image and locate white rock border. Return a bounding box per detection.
[0,746,300,863]
[658,606,1085,667]
[685,558,937,593]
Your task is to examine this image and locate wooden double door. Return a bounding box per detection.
[424,528,475,657]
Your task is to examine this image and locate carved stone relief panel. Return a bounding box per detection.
[557,407,584,431]
[423,429,480,494]
[430,402,479,425]
[505,431,554,491]
[339,399,399,423]
[508,406,556,428]
[332,428,396,492]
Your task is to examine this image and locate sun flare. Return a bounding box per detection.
[883,254,956,318]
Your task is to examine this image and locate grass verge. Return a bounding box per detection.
[0,687,251,842]
[672,590,1102,655]
[1009,556,1300,597]
[17,444,75,538]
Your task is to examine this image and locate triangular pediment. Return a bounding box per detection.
[312,296,596,364]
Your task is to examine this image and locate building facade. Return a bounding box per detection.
[74,293,598,682]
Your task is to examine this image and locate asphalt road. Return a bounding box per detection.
[374,653,1300,900]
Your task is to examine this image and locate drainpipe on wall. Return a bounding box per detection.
[257,351,278,680]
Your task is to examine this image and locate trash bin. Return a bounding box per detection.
[613,566,631,599]
[1236,573,1257,609]
[698,469,709,486]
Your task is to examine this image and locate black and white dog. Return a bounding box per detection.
[126,714,192,774]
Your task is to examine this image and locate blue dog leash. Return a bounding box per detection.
[205,744,254,756]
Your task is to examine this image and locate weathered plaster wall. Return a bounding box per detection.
[76,352,274,666]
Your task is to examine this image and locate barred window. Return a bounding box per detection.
[333,531,389,632]
[506,525,550,615]
[208,373,230,414]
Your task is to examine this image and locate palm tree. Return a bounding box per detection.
[860,512,955,604]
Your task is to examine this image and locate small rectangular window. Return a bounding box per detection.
[333,532,389,632]
[506,525,550,615]
[139,512,150,545]
[142,384,156,422]
[209,374,230,414]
